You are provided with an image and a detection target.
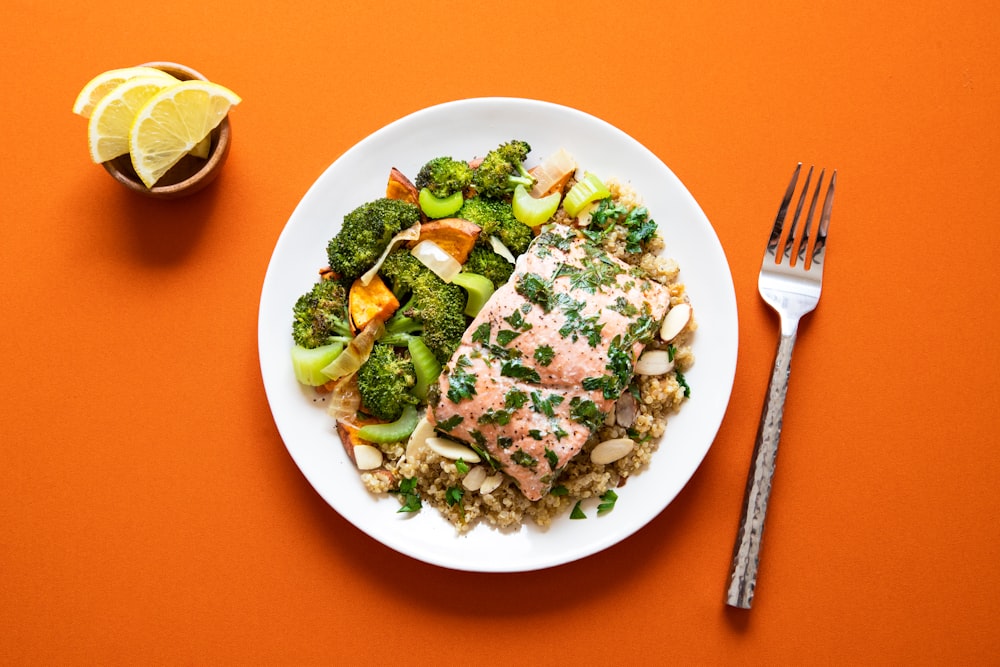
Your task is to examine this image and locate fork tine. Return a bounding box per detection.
[811,169,837,268]
[797,168,826,265]
[781,165,813,263]
[765,163,801,260]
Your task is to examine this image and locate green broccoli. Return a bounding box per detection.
[409,278,467,364]
[457,196,533,255]
[472,140,536,199]
[378,249,468,363]
[414,156,473,198]
[356,343,419,421]
[463,246,514,289]
[291,279,352,349]
[326,198,420,281]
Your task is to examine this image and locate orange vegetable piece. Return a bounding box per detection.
[406,218,481,264]
[386,167,419,206]
[336,416,384,462]
[349,274,400,332]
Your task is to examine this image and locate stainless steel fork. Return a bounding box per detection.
[725,163,837,609]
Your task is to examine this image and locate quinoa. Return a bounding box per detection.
[363,178,696,533]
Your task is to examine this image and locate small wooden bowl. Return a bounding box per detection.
[102,61,232,199]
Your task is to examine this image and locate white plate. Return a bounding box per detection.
[258,98,738,572]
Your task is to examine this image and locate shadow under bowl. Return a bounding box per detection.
[101,61,232,200]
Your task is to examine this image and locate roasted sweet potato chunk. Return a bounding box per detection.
[407,218,481,264]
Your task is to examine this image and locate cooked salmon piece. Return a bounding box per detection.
[428,226,671,500]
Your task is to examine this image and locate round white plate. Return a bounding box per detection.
[258,98,738,572]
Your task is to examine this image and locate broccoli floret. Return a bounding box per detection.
[378,249,426,297]
[457,196,533,255]
[414,156,473,198]
[409,278,467,363]
[291,279,352,349]
[463,246,514,289]
[472,140,536,199]
[326,198,420,281]
[378,249,468,363]
[356,343,419,421]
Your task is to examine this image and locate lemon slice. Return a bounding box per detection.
[129,80,241,188]
[72,66,177,118]
[87,76,178,163]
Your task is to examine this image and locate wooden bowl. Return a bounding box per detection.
[102,62,232,199]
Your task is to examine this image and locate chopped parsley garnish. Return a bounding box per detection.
[393,477,422,513]
[516,273,555,311]
[581,198,658,254]
[610,296,639,317]
[446,356,478,403]
[570,501,587,520]
[544,447,559,469]
[511,449,537,468]
[436,414,464,431]
[558,254,623,294]
[478,407,512,426]
[495,329,521,347]
[597,489,618,515]
[471,322,492,345]
[455,459,470,475]
[533,345,555,366]
[569,397,604,432]
[501,359,541,384]
[445,486,464,506]
[503,309,533,332]
[583,335,634,399]
[469,439,502,471]
[676,370,691,398]
[550,485,569,496]
[528,429,545,440]
[504,388,528,410]
[497,436,513,449]
[530,391,564,418]
[558,310,604,347]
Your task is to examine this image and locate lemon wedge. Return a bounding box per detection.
[129,80,241,188]
[87,76,178,163]
[72,66,177,118]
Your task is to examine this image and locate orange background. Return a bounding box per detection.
[2,0,998,663]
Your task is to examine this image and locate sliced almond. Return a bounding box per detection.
[659,303,692,341]
[353,444,384,470]
[616,392,638,427]
[426,437,481,463]
[590,438,635,465]
[405,416,436,461]
[462,465,488,491]
[634,349,674,376]
[479,473,504,495]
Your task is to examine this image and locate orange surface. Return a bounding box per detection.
[2,1,998,663]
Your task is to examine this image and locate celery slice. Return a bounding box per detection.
[290,342,344,386]
[451,272,495,316]
[563,172,610,217]
[357,405,420,443]
[512,184,561,227]
[418,188,464,219]
[407,337,442,401]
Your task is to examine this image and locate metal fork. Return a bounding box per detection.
[725,163,837,609]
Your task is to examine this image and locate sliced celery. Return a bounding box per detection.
[511,184,561,227]
[563,172,610,217]
[358,405,420,443]
[418,188,464,219]
[451,272,495,316]
[407,337,442,400]
[290,342,344,386]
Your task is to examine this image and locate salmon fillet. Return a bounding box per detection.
[428,226,671,501]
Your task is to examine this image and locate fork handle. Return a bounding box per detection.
[726,329,797,609]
